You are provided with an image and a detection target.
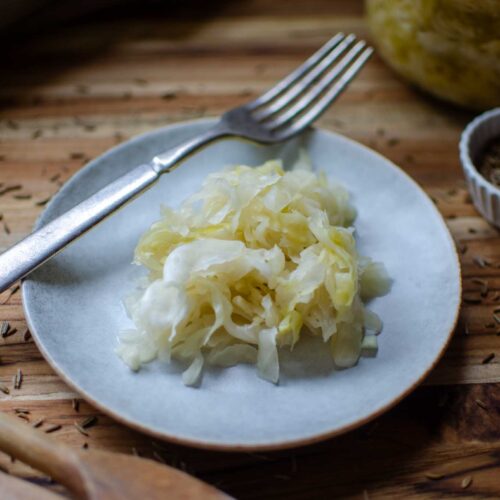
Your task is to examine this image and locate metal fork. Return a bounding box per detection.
[0,33,372,292]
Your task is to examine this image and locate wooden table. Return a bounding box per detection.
[1,1,499,498]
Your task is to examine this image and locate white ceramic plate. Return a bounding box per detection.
[23,119,460,451]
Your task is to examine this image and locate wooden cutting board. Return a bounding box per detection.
[0,1,499,498]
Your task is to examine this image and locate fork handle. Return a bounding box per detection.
[0,125,226,292]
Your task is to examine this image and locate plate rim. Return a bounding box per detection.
[22,117,461,451]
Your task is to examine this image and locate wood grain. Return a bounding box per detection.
[0,1,499,498]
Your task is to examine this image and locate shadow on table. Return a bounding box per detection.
[0,0,239,111]
[128,324,500,499]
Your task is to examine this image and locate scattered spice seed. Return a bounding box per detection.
[152,451,166,464]
[161,92,177,100]
[70,152,85,160]
[481,353,495,364]
[82,443,89,450]
[14,408,30,414]
[13,194,32,200]
[72,398,80,412]
[83,124,96,132]
[49,173,61,183]
[4,222,10,234]
[459,243,468,254]
[17,414,29,421]
[387,138,400,147]
[1,321,10,337]
[463,296,481,304]
[23,329,31,342]
[31,130,42,139]
[471,278,488,296]
[35,196,51,207]
[475,399,488,410]
[14,369,23,389]
[32,418,44,428]
[6,120,19,130]
[238,89,252,98]
[74,423,89,436]
[0,184,22,196]
[0,384,9,394]
[2,328,17,338]
[425,472,444,480]
[461,476,473,489]
[473,256,488,268]
[80,416,97,429]
[134,78,148,86]
[45,424,61,433]
[151,440,167,451]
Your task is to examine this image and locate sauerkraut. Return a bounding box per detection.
[117,156,391,385]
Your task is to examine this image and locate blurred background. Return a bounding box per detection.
[0,0,172,35]
[2,0,499,110]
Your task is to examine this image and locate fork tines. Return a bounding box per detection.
[248,33,373,137]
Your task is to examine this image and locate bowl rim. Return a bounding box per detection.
[459,107,500,196]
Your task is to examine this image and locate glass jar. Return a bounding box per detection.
[366,0,500,110]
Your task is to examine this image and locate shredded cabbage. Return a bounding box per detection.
[117,157,391,385]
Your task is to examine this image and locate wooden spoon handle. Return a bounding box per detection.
[0,412,87,497]
[0,470,63,499]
